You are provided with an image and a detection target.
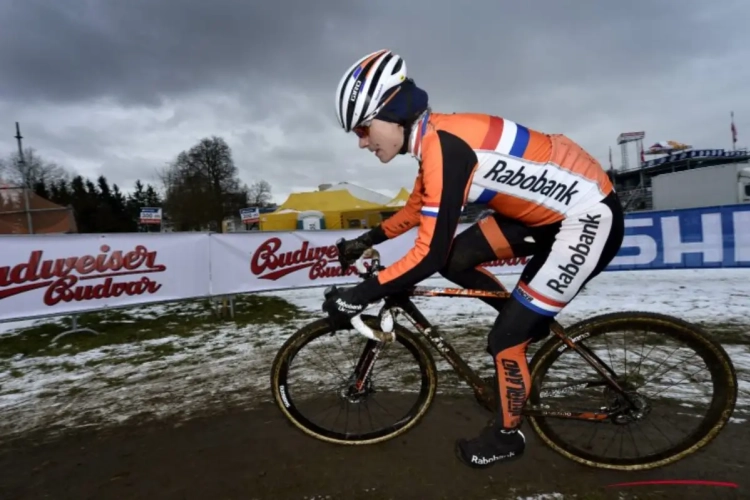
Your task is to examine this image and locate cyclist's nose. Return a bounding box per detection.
[358,135,369,149]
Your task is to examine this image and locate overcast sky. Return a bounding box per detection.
[1,0,748,203]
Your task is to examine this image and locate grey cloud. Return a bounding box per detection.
[0,0,748,202]
[0,0,364,105]
[4,0,737,108]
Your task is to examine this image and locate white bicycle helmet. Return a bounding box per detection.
[335,49,407,133]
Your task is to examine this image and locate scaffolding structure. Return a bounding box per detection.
[0,183,77,234]
[616,131,645,171]
[1,122,77,234]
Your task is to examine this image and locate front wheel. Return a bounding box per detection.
[270,314,438,445]
[526,311,737,471]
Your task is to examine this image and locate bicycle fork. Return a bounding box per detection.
[346,339,383,399]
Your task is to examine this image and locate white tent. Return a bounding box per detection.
[319,182,391,205]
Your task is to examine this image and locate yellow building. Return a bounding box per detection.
[383,187,410,208]
[259,184,410,231]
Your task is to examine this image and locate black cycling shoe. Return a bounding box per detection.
[455,423,525,469]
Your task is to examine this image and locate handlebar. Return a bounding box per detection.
[331,238,395,343]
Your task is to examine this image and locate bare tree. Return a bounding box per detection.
[1,147,69,189]
[247,180,273,207]
[161,136,247,231]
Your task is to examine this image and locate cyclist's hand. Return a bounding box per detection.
[336,225,388,269]
[338,236,371,265]
[322,285,367,327]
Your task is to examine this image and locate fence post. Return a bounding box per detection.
[210,295,235,320]
[51,314,101,344]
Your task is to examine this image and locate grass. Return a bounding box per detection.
[697,321,750,345]
[0,293,308,359]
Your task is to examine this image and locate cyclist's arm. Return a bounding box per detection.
[380,172,425,238]
[357,171,424,245]
[353,131,477,303]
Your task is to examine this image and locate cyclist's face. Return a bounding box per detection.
[357,119,403,163]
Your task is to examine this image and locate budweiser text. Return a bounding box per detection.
[251,238,365,281]
[0,244,167,306]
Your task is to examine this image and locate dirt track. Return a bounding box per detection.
[0,393,746,500]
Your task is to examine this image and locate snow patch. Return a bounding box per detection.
[0,268,748,441]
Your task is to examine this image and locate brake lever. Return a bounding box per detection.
[351,314,395,343]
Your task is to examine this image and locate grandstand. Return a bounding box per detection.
[612,147,750,212]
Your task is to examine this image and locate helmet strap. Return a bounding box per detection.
[398,88,416,155]
[399,126,411,155]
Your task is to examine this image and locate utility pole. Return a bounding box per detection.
[14,122,34,234]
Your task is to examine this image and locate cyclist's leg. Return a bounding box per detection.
[439,213,536,313]
[456,192,625,468]
[494,193,624,427]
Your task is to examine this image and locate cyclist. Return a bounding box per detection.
[323,49,625,469]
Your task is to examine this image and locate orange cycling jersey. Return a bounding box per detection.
[354,111,614,304]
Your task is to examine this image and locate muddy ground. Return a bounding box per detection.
[1,275,748,500]
[0,393,745,500]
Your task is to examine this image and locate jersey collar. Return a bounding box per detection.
[408,109,431,161]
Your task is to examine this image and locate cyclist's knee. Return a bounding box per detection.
[439,253,471,278]
[487,298,552,355]
[437,264,454,281]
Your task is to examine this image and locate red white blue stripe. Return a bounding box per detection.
[467,118,532,205]
[419,203,465,218]
[420,203,440,218]
[410,110,431,160]
[512,282,566,317]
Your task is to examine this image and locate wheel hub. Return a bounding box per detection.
[340,376,375,403]
[610,391,651,425]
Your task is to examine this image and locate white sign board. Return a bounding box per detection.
[0,233,210,321]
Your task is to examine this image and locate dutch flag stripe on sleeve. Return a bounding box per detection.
[420,203,440,218]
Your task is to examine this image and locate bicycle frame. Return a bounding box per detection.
[337,244,640,422]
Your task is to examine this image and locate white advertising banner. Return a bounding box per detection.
[0,226,530,322]
[209,225,530,296]
[209,229,370,295]
[3,202,750,323]
[0,233,210,322]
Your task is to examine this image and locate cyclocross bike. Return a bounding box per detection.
[270,241,738,471]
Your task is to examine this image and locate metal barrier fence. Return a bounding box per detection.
[2,203,749,340]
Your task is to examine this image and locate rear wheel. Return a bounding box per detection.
[526,311,737,470]
[270,314,438,445]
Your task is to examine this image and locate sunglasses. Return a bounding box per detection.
[353,118,373,138]
[353,125,369,138]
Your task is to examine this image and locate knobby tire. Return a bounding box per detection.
[526,311,737,471]
[270,314,438,445]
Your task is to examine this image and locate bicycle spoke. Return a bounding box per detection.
[528,314,734,468]
[274,316,436,444]
[642,365,708,399]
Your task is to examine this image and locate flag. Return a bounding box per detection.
[640,141,645,164]
[731,111,737,146]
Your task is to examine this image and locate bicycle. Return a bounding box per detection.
[270,241,738,471]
